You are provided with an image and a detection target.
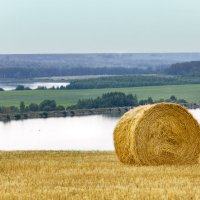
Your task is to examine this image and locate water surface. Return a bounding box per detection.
[0,109,199,151]
[0,82,70,91]
[0,115,119,150]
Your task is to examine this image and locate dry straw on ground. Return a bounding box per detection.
[114,103,200,165]
[2,151,200,199]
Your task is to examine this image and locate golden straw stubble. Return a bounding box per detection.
[114,103,200,165]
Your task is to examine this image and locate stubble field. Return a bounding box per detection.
[1,151,200,199]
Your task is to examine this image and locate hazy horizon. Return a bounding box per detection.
[0,0,200,54]
[1,52,200,55]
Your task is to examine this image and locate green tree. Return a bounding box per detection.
[170,95,177,102]
[16,85,25,90]
[39,100,56,111]
[132,95,138,106]
[147,97,153,104]
[56,105,65,111]
[16,85,31,90]
[20,101,25,113]
[29,103,39,112]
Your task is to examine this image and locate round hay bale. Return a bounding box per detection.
[114,103,200,165]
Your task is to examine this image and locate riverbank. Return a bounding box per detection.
[0,107,130,122]
[0,103,199,122]
[0,151,200,199]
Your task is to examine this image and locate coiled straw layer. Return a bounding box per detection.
[114,103,200,165]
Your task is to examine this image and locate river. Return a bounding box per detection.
[0,82,70,91]
[0,109,199,151]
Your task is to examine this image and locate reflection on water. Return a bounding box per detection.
[0,115,120,151]
[0,109,199,151]
[188,109,200,121]
[0,82,70,91]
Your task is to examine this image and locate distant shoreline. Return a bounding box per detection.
[0,103,199,122]
[0,107,130,122]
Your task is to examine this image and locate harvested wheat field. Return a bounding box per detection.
[1,151,200,199]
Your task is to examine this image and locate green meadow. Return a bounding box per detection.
[0,84,200,107]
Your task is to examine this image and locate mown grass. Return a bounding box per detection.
[0,151,200,199]
[0,84,200,107]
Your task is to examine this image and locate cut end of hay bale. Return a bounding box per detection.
[114,103,200,165]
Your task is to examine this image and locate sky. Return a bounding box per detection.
[0,0,200,54]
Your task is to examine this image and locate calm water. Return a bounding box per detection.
[0,109,199,151]
[0,82,70,91]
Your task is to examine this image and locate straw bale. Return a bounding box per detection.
[114,103,200,165]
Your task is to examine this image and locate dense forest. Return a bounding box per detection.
[0,67,155,78]
[0,53,200,78]
[5,75,200,91]
[166,61,200,76]
[66,75,200,89]
[1,53,199,68]
[67,92,187,110]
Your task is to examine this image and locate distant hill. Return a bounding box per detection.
[0,53,200,78]
[166,61,200,76]
[1,53,200,69]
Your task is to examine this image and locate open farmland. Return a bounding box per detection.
[0,84,200,107]
[0,151,200,199]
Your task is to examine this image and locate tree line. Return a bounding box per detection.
[67,92,188,110]
[1,75,199,92]
[0,100,65,114]
[165,61,200,76]
[0,92,187,114]
[0,67,154,79]
[66,75,200,89]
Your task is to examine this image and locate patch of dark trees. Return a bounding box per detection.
[66,75,200,89]
[165,61,200,76]
[67,92,187,110]
[0,62,200,79]
[0,67,155,79]
[0,100,65,114]
[2,75,200,92]
[0,92,187,116]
